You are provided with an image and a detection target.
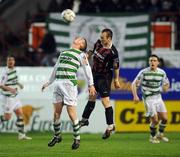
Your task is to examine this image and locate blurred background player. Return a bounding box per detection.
[0,55,32,140]
[79,28,120,139]
[131,54,170,144]
[42,37,96,150]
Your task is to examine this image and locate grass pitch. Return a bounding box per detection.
[0,132,180,157]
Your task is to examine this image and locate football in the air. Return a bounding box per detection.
[61,9,76,23]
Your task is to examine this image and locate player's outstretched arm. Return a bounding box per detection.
[42,55,60,92]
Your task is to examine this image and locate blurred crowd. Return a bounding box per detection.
[47,0,179,14]
[0,0,180,66]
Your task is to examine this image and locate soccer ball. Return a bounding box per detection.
[61,9,76,23]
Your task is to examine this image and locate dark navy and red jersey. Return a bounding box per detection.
[92,39,119,75]
[90,39,120,97]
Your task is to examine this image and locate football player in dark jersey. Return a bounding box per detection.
[80,28,120,139]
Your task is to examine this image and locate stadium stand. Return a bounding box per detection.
[0,0,180,66]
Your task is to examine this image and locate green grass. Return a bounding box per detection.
[0,132,180,157]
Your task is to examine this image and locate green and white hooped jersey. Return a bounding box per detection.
[133,67,169,98]
[54,48,91,86]
[0,67,18,97]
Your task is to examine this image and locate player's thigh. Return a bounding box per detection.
[13,97,23,113]
[53,83,63,104]
[60,81,78,106]
[143,98,157,117]
[2,96,18,114]
[157,98,167,113]
[97,78,111,97]
[9,97,23,117]
[157,99,167,120]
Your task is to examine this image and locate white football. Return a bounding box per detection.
[61,9,76,23]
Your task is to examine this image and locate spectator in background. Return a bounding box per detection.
[38,29,56,55]
[37,28,57,66]
[148,0,161,14]
[41,51,59,66]
[134,0,148,12]
[123,0,135,12]
[47,0,74,13]
[105,0,123,12]
[47,0,63,12]
[161,0,173,12]
[79,0,99,13]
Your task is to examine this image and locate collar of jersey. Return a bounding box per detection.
[69,48,82,54]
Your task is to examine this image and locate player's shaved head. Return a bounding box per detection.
[72,37,87,51]
[80,37,87,51]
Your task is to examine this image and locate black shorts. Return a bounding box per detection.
[93,74,112,98]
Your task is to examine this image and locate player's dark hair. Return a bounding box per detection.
[7,54,15,59]
[102,28,113,38]
[150,54,159,61]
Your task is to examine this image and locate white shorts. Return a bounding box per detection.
[143,94,167,117]
[1,95,22,114]
[53,80,78,106]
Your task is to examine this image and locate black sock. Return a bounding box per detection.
[0,115,6,123]
[53,121,61,137]
[159,122,167,133]
[16,117,24,134]
[82,101,95,119]
[105,106,113,125]
[150,126,157,137]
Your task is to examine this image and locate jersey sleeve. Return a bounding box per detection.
[112,45,120,69]
[48,55,60,85]
[79,53,94,86]
[162,71,169,85]
[15,69,20,83]
[0,68,8,85]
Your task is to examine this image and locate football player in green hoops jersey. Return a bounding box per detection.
[132,54,170,144]
[0,55,32,140]
[42,37,96,150]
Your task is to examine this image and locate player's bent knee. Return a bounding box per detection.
[152,119,159,125]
